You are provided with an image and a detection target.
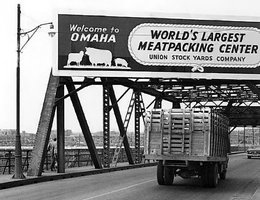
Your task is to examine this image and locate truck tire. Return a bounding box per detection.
[219,170,226,180]
[208,163,219,188]
[164,166,174,185]
[157,161,165,185]
[201,165,209,187]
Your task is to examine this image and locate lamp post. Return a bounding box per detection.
[13,4,54,179]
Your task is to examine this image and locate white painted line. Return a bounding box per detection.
[82,179,156,200]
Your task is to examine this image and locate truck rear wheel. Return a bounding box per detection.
[157,161,165,185]
[208,163,219,188]
[219,170,226,180]
[164,166,174,185]
[201,163,219,187]
[201,165,209,187]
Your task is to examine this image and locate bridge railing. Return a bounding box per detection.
[0,145,244,175]
[0,146,144,174]
[230,145,249,152]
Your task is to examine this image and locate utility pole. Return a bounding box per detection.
[13,4,25,179]
[13,4,54,178]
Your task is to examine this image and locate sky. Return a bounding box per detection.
[1,0,260,134]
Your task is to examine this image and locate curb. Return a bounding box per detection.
[0,162,157,190]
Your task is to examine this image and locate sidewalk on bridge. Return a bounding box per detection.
[0,162,156,190]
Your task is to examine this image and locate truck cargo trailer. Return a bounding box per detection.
[144,108,229,187]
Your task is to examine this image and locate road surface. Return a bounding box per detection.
[1,154,259,200]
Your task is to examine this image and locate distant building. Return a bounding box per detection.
[65,129,73,137]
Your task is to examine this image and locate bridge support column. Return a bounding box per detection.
[154,97,162,108]
[103,83,110,168]
[56,83,65,173]
[134,90,141,163]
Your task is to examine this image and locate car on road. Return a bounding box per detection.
[247,145,260,159]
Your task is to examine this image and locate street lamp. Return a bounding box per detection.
[13,4,54,179]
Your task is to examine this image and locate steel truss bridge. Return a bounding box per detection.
[26,75,260,176]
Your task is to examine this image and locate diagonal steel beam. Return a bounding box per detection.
[115,78,180,103]
[246,82,260,99]
[65,77,102,169]
[224,99,235,116]
[27,73,59,176]
[55,78,94,104]
[104,81,134,165]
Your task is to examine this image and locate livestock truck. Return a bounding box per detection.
[144,108,229,187]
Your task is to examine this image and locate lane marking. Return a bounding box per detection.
[251,188,260,200]
[82,179,156,200]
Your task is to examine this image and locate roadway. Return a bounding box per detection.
[1,153,259,200]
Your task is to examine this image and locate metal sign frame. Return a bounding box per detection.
[52,10,260,80]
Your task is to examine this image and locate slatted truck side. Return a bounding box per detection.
[144,108,229,187]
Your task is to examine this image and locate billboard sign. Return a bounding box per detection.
[53,12,260,79]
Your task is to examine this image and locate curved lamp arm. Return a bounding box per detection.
[20,22,53,51]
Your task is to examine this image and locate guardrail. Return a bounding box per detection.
[230,145,249,152]
[0,146,144,174]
